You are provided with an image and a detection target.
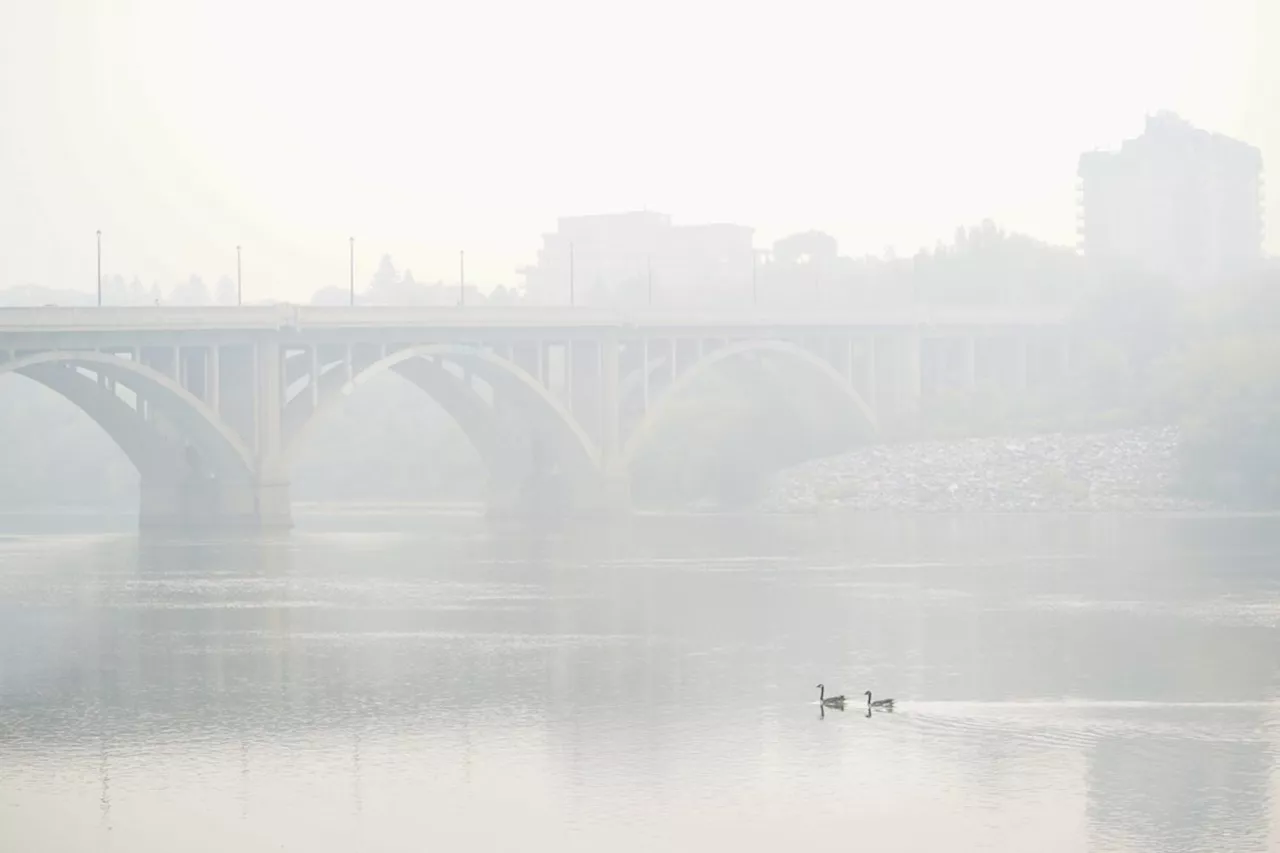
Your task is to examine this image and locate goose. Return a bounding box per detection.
[865,690,894,711]
[816,684,846,708]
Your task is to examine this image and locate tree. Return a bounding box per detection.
[369,254,399,297]
[310,285,350,306]
[1168,273,1280,506]
[911,220,1085,306]
[488,284,517,305]
[1175,336,1280,505]
[101,274,129,305]
[215,276,237,306]
[169,275,211,306]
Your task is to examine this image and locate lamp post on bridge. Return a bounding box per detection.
[236,245,242,306]
[96,230,102,307]
[349,237,355,307]
[569,242,575,307]
[459,250,465,306]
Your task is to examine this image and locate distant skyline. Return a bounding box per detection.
[2,0,1277,300]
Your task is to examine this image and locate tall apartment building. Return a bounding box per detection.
[1078,112,1264,285]
[519,211,755,307]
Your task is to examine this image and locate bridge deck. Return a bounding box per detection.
[0,305,1071,337]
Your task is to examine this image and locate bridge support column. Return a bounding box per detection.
[959,336,976,390]
[600,333,620,465]
[205,345,220,415]
[899,328,921,414]
[859,337,878,410]
[1009,335,1028,392]
[256,338,284,461]
[252,338,293,528]
[595,332,630,514]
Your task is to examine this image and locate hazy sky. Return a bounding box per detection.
[1,0,1276,301]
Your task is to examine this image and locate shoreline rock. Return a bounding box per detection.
[759,425,1219,513]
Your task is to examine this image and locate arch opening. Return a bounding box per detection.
[623,340,878,509]
[286,364,489,506]
[0,371,138,513]
[284,344,605,514]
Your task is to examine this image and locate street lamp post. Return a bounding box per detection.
[569,243,575,307]
[96,230,102,306]
[349,237,355,306]
[459,250,465,305]
[236,245,242,306]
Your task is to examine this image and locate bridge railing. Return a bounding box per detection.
[0,305,298,333]
[0,304,1073,334]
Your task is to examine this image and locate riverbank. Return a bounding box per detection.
[759,425,1221,513]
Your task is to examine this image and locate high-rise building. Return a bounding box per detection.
[519,211,754,307]
[1078,112,1264,285]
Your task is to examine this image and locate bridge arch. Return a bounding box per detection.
[622,339,877,466]
[0,348,254,479]
[283,344,604,503]
[619,352,672,412]
[16,362,170,476]
[0,351,256,482]
[0,350,285,527]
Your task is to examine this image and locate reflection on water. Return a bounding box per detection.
[1,512,1279,852]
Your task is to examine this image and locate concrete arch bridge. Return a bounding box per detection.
[0,306,1070,527]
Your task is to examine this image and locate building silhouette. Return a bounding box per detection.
[519,211,754,307]
[1078,112,1264,285]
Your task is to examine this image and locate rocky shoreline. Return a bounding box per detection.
[759,425,1218,513]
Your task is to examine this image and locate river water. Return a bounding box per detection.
[1,510,1278,852]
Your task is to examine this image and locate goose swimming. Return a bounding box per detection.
[816,684,846,708]
[865,690,894,711]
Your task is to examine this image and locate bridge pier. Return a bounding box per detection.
[139,475,293,529]
[255,477,294,528]
[579,466,632,516]
[485,465,631,519]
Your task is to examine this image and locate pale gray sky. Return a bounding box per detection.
[1,0,1276,300]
